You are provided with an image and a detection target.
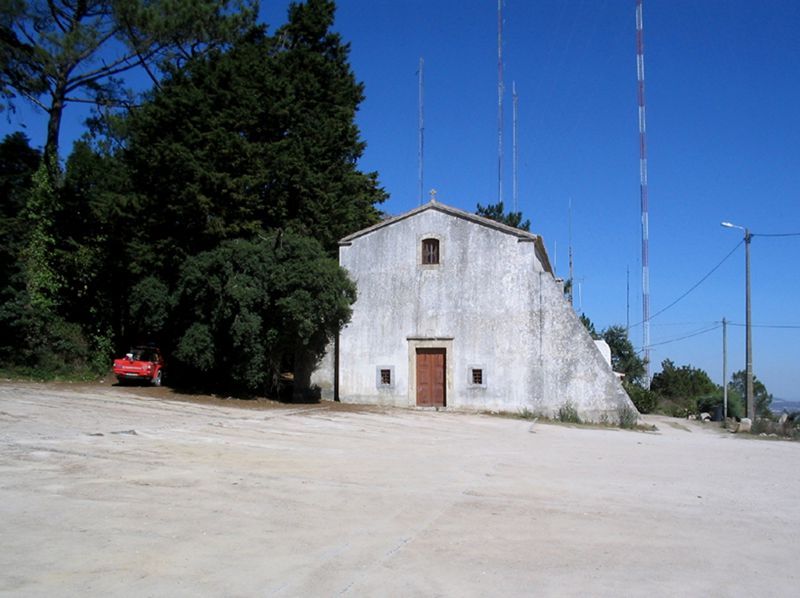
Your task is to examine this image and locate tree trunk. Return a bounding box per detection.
[44,76,67,178]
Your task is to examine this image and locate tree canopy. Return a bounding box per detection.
[650,359,717,403]
[601,325,645,385]
[730,370,773,417]
[1,0,256,163]
[475,201,531,231]
[171,234,354,395]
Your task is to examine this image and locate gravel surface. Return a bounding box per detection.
[1,381,798,597]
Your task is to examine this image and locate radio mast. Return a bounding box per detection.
[497,0,504,205]
[418,56,424,206]
[512,81,519,214]
[636,0,651,383]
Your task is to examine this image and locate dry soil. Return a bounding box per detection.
[1,381,798,597]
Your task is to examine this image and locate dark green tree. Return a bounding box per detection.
[599,324,655,412]
[56,141,132,351]
[579,314,599,339]
[123,1,385,281]
[650,359,719,416]
[651,359,717,401]
[602,325,646,384]
[476,201,530,231]
[0,132,40,361]
[171,233,355,397]
[730,370,773,417]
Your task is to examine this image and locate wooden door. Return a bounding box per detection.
[416,348,446,407]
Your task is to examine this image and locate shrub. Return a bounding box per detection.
[697,392,744,420]
[557,401,581,424]
[658,397,698,419]
[624,381,657,414]
[618,405,638,429]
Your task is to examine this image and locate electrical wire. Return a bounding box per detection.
[753,232,800,238]
[728,322,800,329]
[641,323,721,351]
[628,240,743,329]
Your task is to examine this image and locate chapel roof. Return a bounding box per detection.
[339,199,553,273]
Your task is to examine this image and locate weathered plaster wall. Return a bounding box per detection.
[338,208,543,410]
[331,206,637,422]
[532,272,634,421]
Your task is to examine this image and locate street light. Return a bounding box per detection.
[721,221,754,420]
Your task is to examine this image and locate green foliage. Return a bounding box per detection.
[623,380,658,414]
[475,201,530,231]
[123,4,385,277]
[1,0,257,160]
[730,370,773,417]
[557,401,581,424]
[171,233,355,394]
[651,359,717,402]
[128,276,172,338]
[55,141,132,343]
[0,133,41,359]
[21,159,61,314]
[697,391,744,420]
[88,329,115,374]
[602,325,645,385]
[579,313,599,339]
[175,323,216,373]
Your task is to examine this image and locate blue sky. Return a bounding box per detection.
[4,1,799,400]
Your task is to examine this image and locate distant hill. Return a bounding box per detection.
[771,398,800,414]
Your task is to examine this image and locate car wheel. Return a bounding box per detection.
[152,370,162,387]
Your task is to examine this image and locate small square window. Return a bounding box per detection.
[468,365,486,388]
[422,238,439,265]
[377,366,394,389]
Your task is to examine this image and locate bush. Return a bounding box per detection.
[697,393,744,420]
[657,397,698,419]
[89,330,114,375]
[557,401,581,424]
[624,381,657,414]
[618,405,638,429]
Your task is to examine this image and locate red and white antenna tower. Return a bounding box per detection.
[636,0,651,383]
[497,0,504,205]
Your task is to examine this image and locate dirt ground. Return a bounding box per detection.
[1,381,798,597]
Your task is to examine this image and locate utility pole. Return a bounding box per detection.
[721,221,755,420]
[744,229,754,420]
[722,317,728,419]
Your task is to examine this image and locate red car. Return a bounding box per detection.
[113,346,164,386]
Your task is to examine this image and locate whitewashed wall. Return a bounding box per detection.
[315,204,636,422]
